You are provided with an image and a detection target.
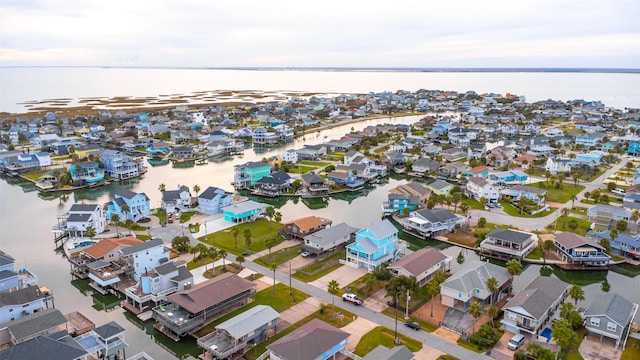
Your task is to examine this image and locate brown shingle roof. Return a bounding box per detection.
[554,232,603,250]
[285,216,327,232]
[83,237,143,259]
[388,248,447,277]
[267,319,349,359]
[167,273,254,314]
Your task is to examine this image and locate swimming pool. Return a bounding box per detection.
[540,327,552,341]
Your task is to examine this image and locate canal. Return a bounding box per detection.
[0,114,638,358]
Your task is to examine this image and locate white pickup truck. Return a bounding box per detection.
[342,293,363,305]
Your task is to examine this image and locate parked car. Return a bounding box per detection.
[495,202,502,208]
[487,203,495,208]
[301,250,310,257]
[342,293,363,305]
[404,321,421,331]
[507,334,525,350]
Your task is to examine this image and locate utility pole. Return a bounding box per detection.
[289,261,293,296]
[405,289,410,320]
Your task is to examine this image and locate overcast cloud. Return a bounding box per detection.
[1,0,639,68]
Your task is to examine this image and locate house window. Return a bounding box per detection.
[590,318,600,327]
[607,322,617,332]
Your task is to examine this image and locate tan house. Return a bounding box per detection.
[280,216,333,240]
[388,248,451,287]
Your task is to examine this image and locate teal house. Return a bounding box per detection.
[222,200,266,223]
[70,161,104,184]
[382,193,420,216]
[345,219,405,271]
[233,161,271,189]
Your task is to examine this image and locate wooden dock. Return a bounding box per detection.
[65,311,95,336]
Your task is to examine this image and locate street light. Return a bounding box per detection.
[394,293,400,345]
[405,289,410,320]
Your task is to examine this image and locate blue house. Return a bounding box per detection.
[222,200,266,223]
[628,142,640,156]
[233,161,271,189]
[198,187,233,215]
[577,150,605,164]
[554,232,610,267]
[146,141,171,156]
[327,170,364,189]
[431,120,450,135]
[70,162,105,184]
[346,219,405,271]
[592,230,640,260]
[382,193,421,215]
[488,170,529,185]
[105,188,151,222]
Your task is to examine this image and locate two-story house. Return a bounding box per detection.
[99,150,141,180]
[587,204,631,230]
[280,216,333,241]
[480,228,538,260]
[162,185,192,214]
[382,193,421,216]
[233,161,271,189]
[584,293,638,349]
[592,230,640,260]
[0,286,54,323]
[67,236,143,281]
[222,200,266,223]
[265,319,349,360]
[388,248,451,287]
[198,187,232,215]
[553,232,611,267]
[427,180,455,196]
[74,321,128,359]
[105,188,151,222]
[501,185,546,207]
[119,238,171,281]
[69,162,105,184]
[466,177,499,204]
[487,170,529,186]
[440,260,511,310]
[52,204,108,240]
[545,158,572,174]
[411,158,440,176]
[256,171,291,196]
[302,223,358,256]
[399,209,460,239]
[0,251,38,293]
[501,276,569,336]
[345,219,405,271]
[300,172,330,198]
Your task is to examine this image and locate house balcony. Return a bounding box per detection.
[198,330,247,359]
[480,239,537,259]
[125,284,179,304]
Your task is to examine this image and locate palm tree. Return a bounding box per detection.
[243,229,252,250]
[218,249,227,270]
[569,284,585,306]
[265,237,278,260]
[426,280,440,317]
[467,301,483,335]
[517,196,527,215]
[486,277,498,308]
[158,183,166,194]
[327,280,340,321]
[193,184,201,198]
[561,207,569,230]
[205,247,217,272]
[121,204,131,222]
[265,206,275,229]
[231,227,240,248]
[543,239,555,262]
[189,245,198,262]
[488,305,498,328]
[274,211,282,230]
[111,214,120,236]
[85,226,96,239]
[505,259,522,294]
[270,263,277,295]
[236,255,245,270]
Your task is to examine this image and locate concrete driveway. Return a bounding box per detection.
[278,297,321,326]
[341,317,378,351]
[579,335,623,360]
[310,265,367,292]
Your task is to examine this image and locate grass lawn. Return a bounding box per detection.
[354,326,423,356]
[456,338,485,353]
[254,246,300,267]
[526,246,543,260]
[444,230,479,247]
[501,202,556,218]
[531,182,584,203]
[136,234,152,241]
[565,327,587,360]
[21,170,50,181]
[194,283,310,337]
[289,165,317,174]
[437,356,460,360]
[179,211,197,223]
[292,251,345,282]
[381,307,438,332]
[622,337,640,360]
[569,207,588,216]
[550,216,592,235]
[198,219,281,256]
[462,197,485,210]
[344,273,385,299]
[299,160,330,167]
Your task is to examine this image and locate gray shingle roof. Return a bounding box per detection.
[267,319,349,360]
[0,335,87,360]
[217,305,279,340]
[362,345,415,360]
[441,260,510,294]
[303,223,358,246]
[486,228,533,246]
[199,186,224,200]
[503,276,568,320]
[94,321,125,339]
[586,293,635,326]
[69,204,101,212]
[119,238,164,256]
[428,180,452,191]
[5,308,68,342]
[388,248,448,277]
[365,219,397,240]
[414,209,457,223]
[0,286,46,307]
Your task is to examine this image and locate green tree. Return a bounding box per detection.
[426,280,440,317]
[525,343,556,360]
[505,259,523,292]
[477,217,487,228]
[265,237,279,260]
[204,247,217,271]
[218,249,227,270]
[569,284,585,306]
[244,228,252,249]
[543,239,555,261]
[601,278,611,292]
[193,184,201,198]
[487,305,498,328]
[467,301,483,335]
[560,302,583,329]
[270,263,278,295]
[171,236,190,253]
[616,219,628,233]
[552,318,577,352]
[265,206,275,229]
[274,211,282,229]
[236,255,245,270]
[327,280,340,321]
[561,207,569,230]
[486,277,498,308]
[110,213,120,236]
[231,227,240,248]
[85,226,96,238]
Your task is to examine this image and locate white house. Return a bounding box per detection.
[119,239,171,281]
[466,177,499,203]
[52,204,108,239]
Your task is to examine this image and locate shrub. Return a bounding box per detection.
[470,324,501,348]
[478,217,487,227]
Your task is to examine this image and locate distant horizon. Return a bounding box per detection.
[3,65,640,74]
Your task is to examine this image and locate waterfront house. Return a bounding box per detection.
[399,209,460,238]
[438,162,468,178]
[198,187,233,215]
[466,177,499,204]
[385,151,407,166]
[388,248,451,287]
[0,331,89,360]
[68,236,142,280]
[122,261,193,315]
[99,150,141,180]
[427,179,455,196]
[152,273,256,340]
[577,150,605,164]
[171,145,194,159]
[105,188,151,222]
[0,308,69,346]
[501,185,546,207]
[74,321,128,359]
[52,204,108,239]
[0,286,54,323]
[0,251,38,293]
[592,230,640,260]
[389,182,431,204]
[345,219,405,271]
[296,144,327,160]
[280,216,333,241]
[411,157,440,176]
[69,161,104,185]
[584,293,638,348]
[252,127,278,145]
[382,193,421,216]
[327,170,365,189]
[206,139,244,157]
[487,170,529,186]
[441,147,466,162]
[222,200,266,223]
[256,171,291,196]
[480,228,538,260]
[162,185,192,214]
[587,204,631,230]
[265,319,349,360]
[300,172,329,197]
[119,238,171,281]
[146,141,171,156]
[302,222,358,256]
[553,232,610,267]
[233,161,271,189]
[197,305,279,360]
[501,276,569,336]
[440,260,511,310]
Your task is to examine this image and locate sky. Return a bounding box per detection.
[1,0,639,68]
